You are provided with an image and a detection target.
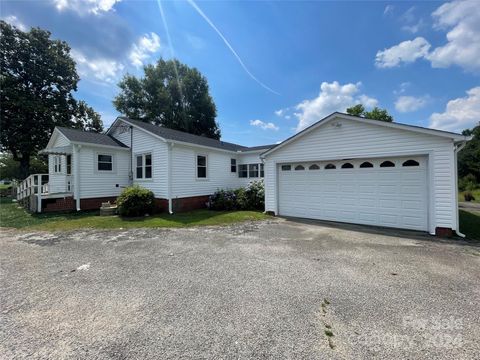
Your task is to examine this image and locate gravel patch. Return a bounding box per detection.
[0,219,479,359]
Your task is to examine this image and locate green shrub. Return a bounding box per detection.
[207,180,265,211]
[206,189,237,211]
[244,180,265,210]
[459,174,478,192]
[117,185,155,217]
[464,191,475,202]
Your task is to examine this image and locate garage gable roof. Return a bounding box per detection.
[261,112,471,157]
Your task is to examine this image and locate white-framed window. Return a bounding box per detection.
[249,164,259,178]
[238,164,248,178]
[66,155,72,175]
[97,154,113,171]
[196,155,207,179]
[136,153,152,179]
[53,156,62,173]
[260,163,264,178]
[231,158,237,173]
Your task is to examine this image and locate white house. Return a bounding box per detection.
[21,112,470,236]
[30,116,270,213]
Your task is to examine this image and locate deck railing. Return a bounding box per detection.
[16,174,49,202]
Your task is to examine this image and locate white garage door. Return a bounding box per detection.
[278,157,428,231]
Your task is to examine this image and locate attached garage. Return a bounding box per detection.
[278,156,428,231]
[261,113,470,236]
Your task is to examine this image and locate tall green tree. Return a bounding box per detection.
[458,123,480,183]
[114,58,220,139]
[346,104,394,122]
[0,21,103,178]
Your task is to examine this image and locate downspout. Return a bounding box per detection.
[129,126,133,185]
[73,144,82,211]
[167,142,173,214]
[454,141,467,238]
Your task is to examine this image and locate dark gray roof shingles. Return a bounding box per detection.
[117,117,273,152]
[56,127,128,148]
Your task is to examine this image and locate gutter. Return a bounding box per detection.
[454,140,468,238]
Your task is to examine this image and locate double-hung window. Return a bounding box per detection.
[197,155,207,178]
[136,153,152,179]
[238,164,248,178]
[97,154,113,171]
[248,164,259,178]
[66,155,72,175]
[260,163,264,177]
[231,158,237,173]
[53,156,62,173]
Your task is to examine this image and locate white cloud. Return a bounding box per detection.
[71,49,124,83]
[376,1,480,72]
[427,0,480,72]
[250,119,279,131]
[395,95,428,113]
[52,0,121,15]
[384,5,394,16]
[429,87,480,132]
[129,32,161,68]
[294,81,378,132]
[2,15,27,31]
[402,19,425,34]
[375,37,431,68]
[274,109,284,117]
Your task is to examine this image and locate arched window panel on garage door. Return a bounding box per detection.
[324,163,336,169]
[341,162,354,169]
[359,161,373,168]
[380,160,395,168]
[294,165,305,171]
[309,164,320,170]
[402,159,420,167]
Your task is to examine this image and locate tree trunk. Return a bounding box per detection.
[19,155,30,180]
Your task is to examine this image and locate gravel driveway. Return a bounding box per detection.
[1,219,479,359]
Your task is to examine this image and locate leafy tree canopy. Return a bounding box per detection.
[114,58,220,139]
[346,104,394,122]
[0,21,103,178]
[459,123,480,184]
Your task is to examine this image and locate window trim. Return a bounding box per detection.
[260,163,264,178]
[196,154,208,180]
[238,164,248,178]
[248,163,259,178]
[66,154,72,175]
[53,155,62,174]
[231,158,237,173]
[135,152,153,180]
[96,153,114,173]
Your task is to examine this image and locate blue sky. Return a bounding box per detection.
[2,0,479,146]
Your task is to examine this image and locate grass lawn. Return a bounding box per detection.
[458,189,480,202]
[0,198,269,231]
[0,184,12,190]
[459,210,480,241]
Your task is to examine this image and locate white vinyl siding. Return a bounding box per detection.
[171,145,250,198]
[47,132,71,193]
[264,117,457,233]
[77,146,129,199]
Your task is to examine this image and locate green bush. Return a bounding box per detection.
[244,180,265,210]
[459,174,478,192]
[207,180,265,211]
[117,185,155,217]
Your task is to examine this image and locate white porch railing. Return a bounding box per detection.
[15,174,49,212]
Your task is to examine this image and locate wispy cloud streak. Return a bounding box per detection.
[186,0,280,95]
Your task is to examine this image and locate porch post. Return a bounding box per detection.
[73,144,81,211]
[36,175,42,213]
